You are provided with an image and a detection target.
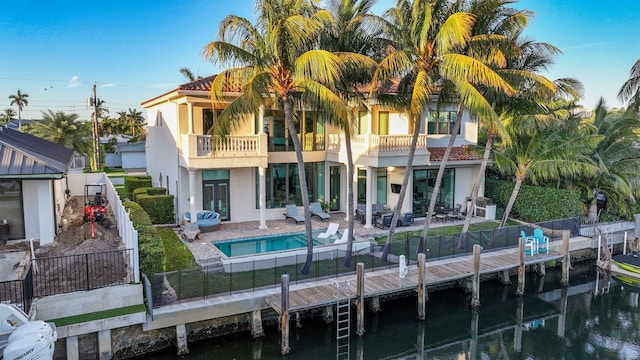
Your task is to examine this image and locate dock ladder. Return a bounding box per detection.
[334,279,351,359]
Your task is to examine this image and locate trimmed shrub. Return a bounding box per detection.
[132,187,174,224]
[485,178,580,223]
[124,201,165,275]
[125,176,152,195]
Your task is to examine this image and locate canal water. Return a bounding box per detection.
[139,263,640,359]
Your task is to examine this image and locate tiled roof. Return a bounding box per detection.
[428,146,482,162]
[0,126,74,178]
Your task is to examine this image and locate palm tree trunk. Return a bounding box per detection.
[458,133,494,247]
[499,176,523,228]
[416,105,463,253]
[381,116,420,261]
[343,130,355,266]
[282,98,313,274]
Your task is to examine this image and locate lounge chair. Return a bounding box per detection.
[318,222,339,239]
[334,231,348,244]
[284,205,304,223]
[184,211,221,232]
[310,202,331,220]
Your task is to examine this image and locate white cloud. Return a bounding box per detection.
[101,83,115,88]
[68,75,81,88]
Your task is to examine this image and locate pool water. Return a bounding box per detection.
[214,231,329,257]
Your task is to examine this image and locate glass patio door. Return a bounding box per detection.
[203,180,230,221]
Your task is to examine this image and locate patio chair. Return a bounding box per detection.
[333,231,348,244]
[533,229,549,254]
[318,222,339,239]
[520,230,538,255]
[284,205,305,223]
[447,204,464,221]
[310,202,331,221]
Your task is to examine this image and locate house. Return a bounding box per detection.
[0,126,77,244]
[104,141,147,172]
[141,75,485,228]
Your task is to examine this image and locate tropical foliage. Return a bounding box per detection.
[8,90,29,128]
[23,110,91,154]
[203,0,374,274]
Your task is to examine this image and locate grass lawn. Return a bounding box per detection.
[157,226,198,272]
[48,304,146,327]
[373,219,520,244]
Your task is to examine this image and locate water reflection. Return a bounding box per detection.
[138,263,640,359]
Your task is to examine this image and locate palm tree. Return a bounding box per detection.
[618,58,640,111]
[374,0,515,259]
[179,67,202,82]
[8,90,29,129]
[24,110,90,155]
[319,0,381,266]
[572,99,640,221]
[203,0,355,274]
[493,117,601,227]
[128,108,145,138]
[1,108,16,124]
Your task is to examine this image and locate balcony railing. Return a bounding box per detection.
[330,134,429,156]
[184,134,265,157]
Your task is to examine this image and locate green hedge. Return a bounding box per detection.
[132,187,174,224]
[124,201,165,275]
[124,176,152,195]
[485,178,580,223]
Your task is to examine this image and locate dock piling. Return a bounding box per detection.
[356,262,365,336]
[471,244,482,308]
[561,231,570,286]
[516,238,525,296]
[417,253,426,320]
[280,274,290,355]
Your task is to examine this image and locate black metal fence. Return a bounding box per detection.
[0,264,33,312]
[149,217,580,308]
[32,249,135,297]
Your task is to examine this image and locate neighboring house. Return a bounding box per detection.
[141,75,484,228]
[4,119,36,131]
[105,141,147,171]
[0,126,77,244]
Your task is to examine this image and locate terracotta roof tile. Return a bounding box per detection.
[428,146,482,162]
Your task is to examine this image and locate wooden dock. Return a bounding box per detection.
[265,247,564,314]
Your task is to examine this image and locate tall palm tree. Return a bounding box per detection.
[374,0,515,259]
[618,58,640,111]
[24,110,90,154]
[8,90,29,129]
[203,0,356,274]
[572,98,640,221]
[319,0,381,266]
[493,117,601,227]
[1,108,16,124]
[126,108,145,138]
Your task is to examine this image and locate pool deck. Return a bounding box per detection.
[177,212,487,267]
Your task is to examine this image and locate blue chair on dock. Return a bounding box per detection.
[520,230,538,255]
[533,229,549,254]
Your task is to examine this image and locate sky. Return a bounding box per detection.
[1,0,639,122]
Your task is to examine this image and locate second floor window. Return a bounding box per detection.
[427,111,459,135]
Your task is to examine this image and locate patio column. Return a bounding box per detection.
[187,102,194,134]
[188,168,197,223]
[258,105,265,135]
[258,166,267,229]
[365,166,373,228]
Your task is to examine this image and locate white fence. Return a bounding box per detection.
[66,173,140,282]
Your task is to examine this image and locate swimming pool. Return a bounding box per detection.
[214,231,328,257]
[213,231,372,272]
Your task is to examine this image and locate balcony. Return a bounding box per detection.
[328,134,430,167]
[181,134,268,169]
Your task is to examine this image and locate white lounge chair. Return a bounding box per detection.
[333,231,348,244]
[318,222,339,239]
